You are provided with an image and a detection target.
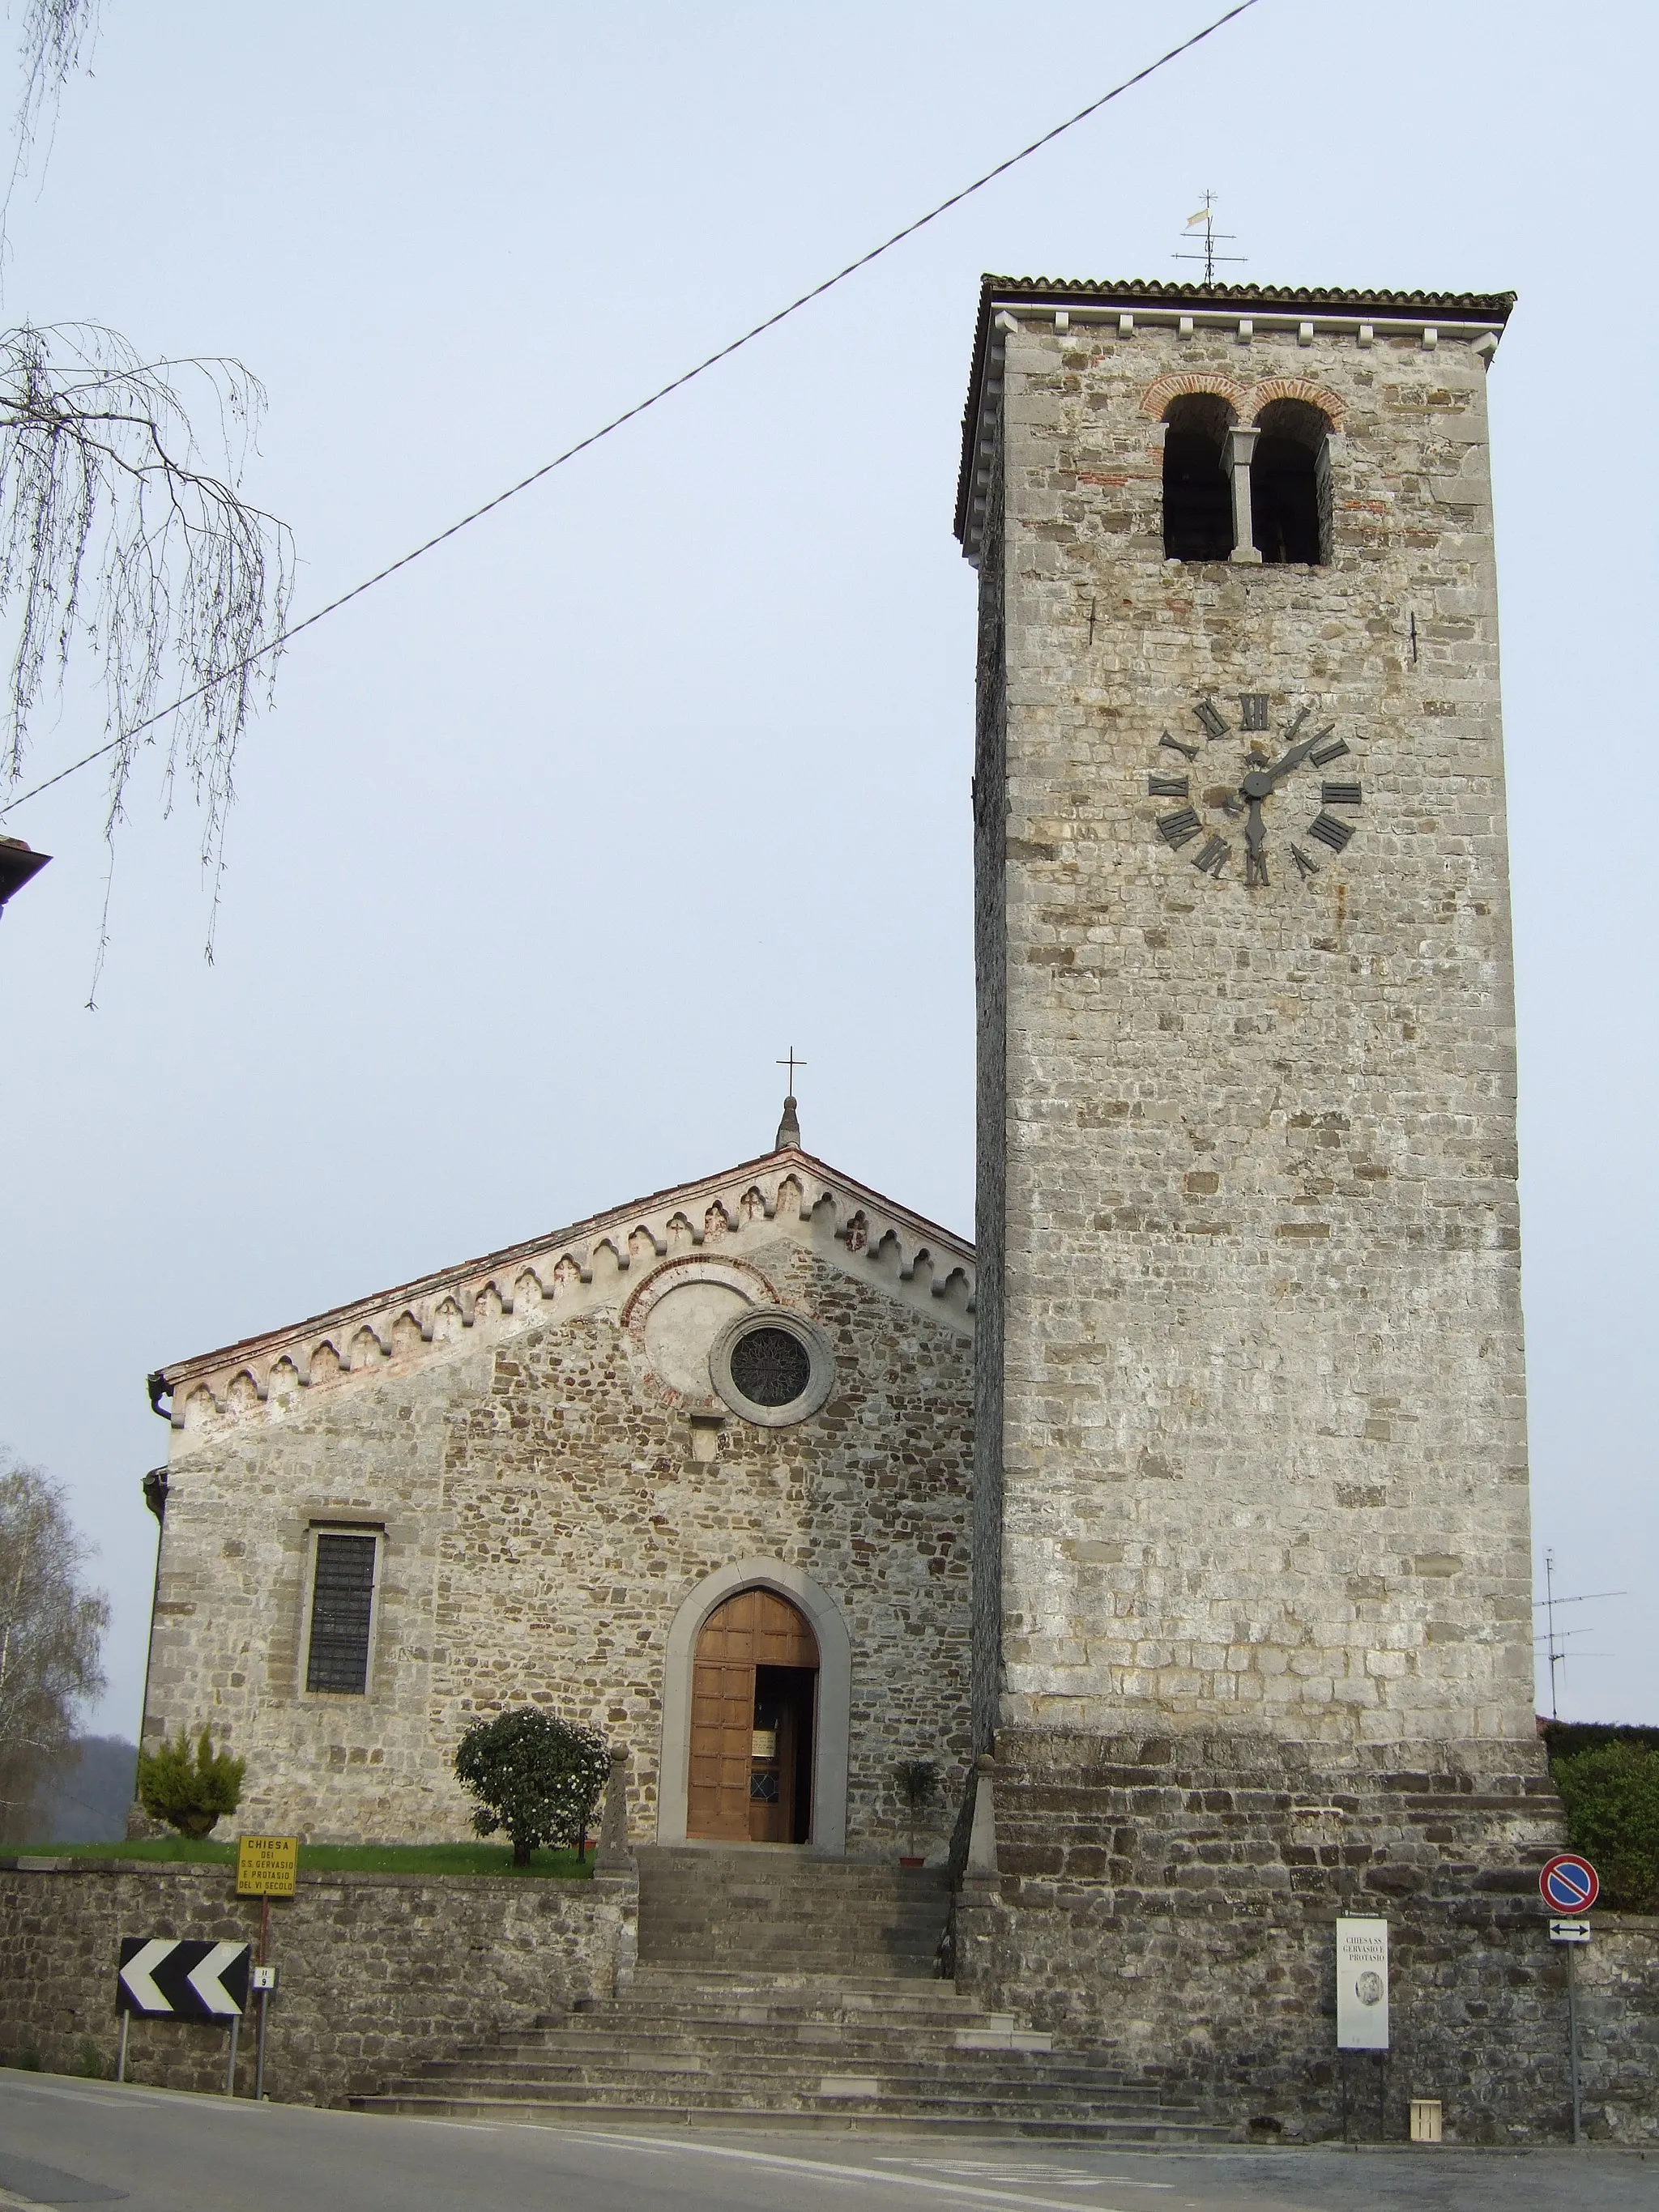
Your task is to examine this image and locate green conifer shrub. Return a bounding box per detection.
[135,1725,245,1839]
[454,1709,610,1866]
[1551,1742,1659,1912]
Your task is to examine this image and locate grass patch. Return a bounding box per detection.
[8,1839,594,1878]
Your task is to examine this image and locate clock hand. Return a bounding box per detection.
[1239,714,1325,803]
[1242,795,1269,886]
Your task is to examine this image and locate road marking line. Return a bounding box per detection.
[876,2163,1172,2191]
[552,2129,1144,2212]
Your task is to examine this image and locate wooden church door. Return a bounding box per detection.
[687,1588,818,1843]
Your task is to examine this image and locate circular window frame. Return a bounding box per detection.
[709,1307,836,1428]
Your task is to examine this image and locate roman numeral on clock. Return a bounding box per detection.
[1192,697,1230,743]
[1321,782,1362,808]
[1290,844,1320,880]
[1310,735,1349,767]
[1159,731,1199,761]
[1239,693,1269,731]
[1149,774,1189,798]
[1158,807,1201,850]
[1307,811,1354,853]
[1192,833,1229,879]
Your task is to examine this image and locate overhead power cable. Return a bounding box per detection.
[0,0,1263,822]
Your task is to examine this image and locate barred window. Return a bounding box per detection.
[305,1531,377,1694]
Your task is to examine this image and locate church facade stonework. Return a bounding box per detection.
[957,276,1567,2135]
[143,1140,975,1856]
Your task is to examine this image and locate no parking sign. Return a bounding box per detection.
[1541,1853,1599,2148]
[1540,1853,1599,1914]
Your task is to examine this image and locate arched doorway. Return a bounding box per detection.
[689,1587,818,1843]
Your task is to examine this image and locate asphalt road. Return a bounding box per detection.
[1,2073,1655,2212]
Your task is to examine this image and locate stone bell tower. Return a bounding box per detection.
[956,277,1567,2138]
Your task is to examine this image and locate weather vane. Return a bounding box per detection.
[1173,190,1246,286]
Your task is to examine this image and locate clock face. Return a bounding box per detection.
[1148,692,1361,888]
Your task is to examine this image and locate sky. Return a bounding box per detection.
[0,1,1653,1741]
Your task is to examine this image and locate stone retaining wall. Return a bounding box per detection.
[0,1860,633,2105]
[953,1735,1659,2145]
[1577,1915,1659,2144]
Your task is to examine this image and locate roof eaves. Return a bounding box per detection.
[156,1147,974,1386]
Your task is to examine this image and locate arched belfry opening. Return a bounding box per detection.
[1250,399,1333,565]
[688,1587,818,1843]
[1162,392,1235,561]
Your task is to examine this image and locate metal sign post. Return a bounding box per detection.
[251,1965,278,2099]
[1542,1854,1600,2146]
[236,1835,296,2101]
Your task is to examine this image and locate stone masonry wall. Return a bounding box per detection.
[146,1217,974,1853]
[0,1860,628,2105]
[971,440,1009,1757]
[981,310,1533,1746]
[953,1729,1659,2146]
[1576,1914,1659,2145]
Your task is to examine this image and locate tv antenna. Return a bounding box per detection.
[1535,1549,1626,1720]
[1173,190,1246,285]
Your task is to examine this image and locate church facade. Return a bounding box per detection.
[142,1114,975,1856]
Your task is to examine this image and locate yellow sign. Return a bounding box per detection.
[236,1835,297,1897]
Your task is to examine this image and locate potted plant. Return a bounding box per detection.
[894,1758,939,1868]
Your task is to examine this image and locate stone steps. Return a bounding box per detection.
[636,1849,950,1976]
[348,1850,1222,2140]
[574,1972,979,2012]
[355,2095,1216,2141]
[408,2053,1155,2091]
[512,2024,1070,2058]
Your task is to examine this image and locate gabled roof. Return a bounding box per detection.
[955,273,1517,552]
[152,1145,975,1432]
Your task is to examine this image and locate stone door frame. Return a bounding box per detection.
[657,1557,851,1855]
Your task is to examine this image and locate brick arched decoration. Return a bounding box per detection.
[1138,371,1346,432]
[1243,375,1346,430]
[1139,370,1248,420]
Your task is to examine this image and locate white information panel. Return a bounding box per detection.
[1335,1916,1389,2050]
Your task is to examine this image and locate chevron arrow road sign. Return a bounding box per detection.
[117,1937,249,2018]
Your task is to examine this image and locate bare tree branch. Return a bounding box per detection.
[0,321,295,979]
[5,0,100,239]
[13,0,98,130]
[0,11,298,986]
